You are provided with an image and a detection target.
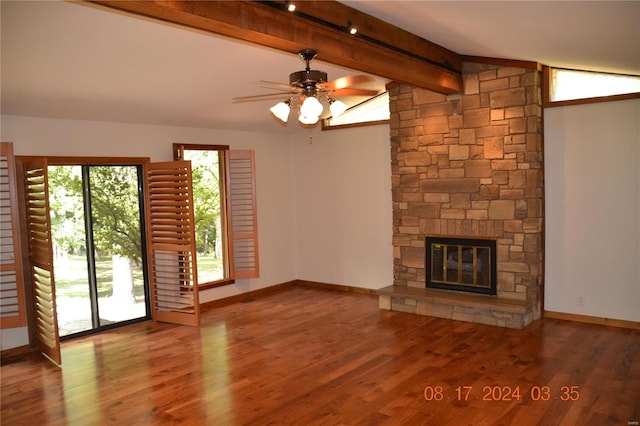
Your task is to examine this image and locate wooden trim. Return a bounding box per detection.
[200,281,297,311]
[295,280,379,296]
[321,119,390,131]
[199,278,235,291]
[199,279,378,312]
[544,91,640,108]
[89,0,463,93]
[15,156,149,165]
[542,65,552,106]
[172,143,229,161]
[544,310,640,330]
[0,344,33,363]
[462,56,542,71]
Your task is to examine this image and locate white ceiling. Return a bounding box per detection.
[2,1,638,133]
[348,0,640,75]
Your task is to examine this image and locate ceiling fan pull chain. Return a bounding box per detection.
[308,128,313,144]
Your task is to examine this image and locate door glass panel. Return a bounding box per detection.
[49,166,92,336]
[49,164,149,338]
[89,166,147,327]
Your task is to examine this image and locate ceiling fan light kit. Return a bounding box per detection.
[234,49,378,127]
[329,98,349,118]
[269,100,291,122]
[298,96,324,124]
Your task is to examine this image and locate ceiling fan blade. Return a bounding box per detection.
[232,92,294,102]
[259,80,295,89]
[328,88,380,97]
[321,75,375,90]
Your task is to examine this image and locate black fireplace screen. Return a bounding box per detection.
[426,236,497,295]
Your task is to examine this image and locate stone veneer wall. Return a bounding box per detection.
[389,62,543,320]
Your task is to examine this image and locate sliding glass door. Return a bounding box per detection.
[48,164,150,338]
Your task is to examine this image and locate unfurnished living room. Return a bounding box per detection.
[1,1,639,425]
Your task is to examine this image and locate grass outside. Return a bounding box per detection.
[55,253,223,297]
[54,254,145,298]
[196,253,224,284]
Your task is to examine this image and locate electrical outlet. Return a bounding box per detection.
[577,295,585,306]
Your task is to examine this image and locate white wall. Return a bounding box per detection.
[544,98,640,322]
[291,125,394,289]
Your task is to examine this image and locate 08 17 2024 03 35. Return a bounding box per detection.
[423,385,581,402]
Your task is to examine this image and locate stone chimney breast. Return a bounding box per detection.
[385,61,543,328]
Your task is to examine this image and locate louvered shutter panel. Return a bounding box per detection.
[227,150,259,279]
[0,143,27,329]
[146,161,200,327]
[24,158,61,365]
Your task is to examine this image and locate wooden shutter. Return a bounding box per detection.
[227,150,259,279]
[24,158,61,365]
[146,161,200,327]
[0,143,27,329]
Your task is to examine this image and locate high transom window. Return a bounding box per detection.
[547,67,640,104]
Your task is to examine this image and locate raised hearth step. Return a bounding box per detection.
[377,285,535,329]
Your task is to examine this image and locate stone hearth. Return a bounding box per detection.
[378,286,534,329]
[380,61,543,329]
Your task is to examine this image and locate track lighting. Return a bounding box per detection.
[347,21,358,35]
[286,2,296,12]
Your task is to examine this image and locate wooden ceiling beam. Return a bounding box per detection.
[89,0,463,94]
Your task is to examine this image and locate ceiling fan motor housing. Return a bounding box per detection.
[289,69,328,96]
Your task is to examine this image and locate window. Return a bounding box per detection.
[322,92,390,129]
[174,144,259,288]
[544,67,640,106]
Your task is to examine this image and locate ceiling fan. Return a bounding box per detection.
[232,49,380,125]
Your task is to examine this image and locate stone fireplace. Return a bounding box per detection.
[378,61,543,329]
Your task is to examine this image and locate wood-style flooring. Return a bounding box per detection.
[2,286,639,425]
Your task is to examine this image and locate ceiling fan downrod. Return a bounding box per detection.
[298,48,317,71]
[289,48,327,96]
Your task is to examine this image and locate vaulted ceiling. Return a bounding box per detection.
[2,1,638,133]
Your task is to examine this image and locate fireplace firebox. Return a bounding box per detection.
[426,236,497,295]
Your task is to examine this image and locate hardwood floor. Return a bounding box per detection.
[2,286,639,425]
